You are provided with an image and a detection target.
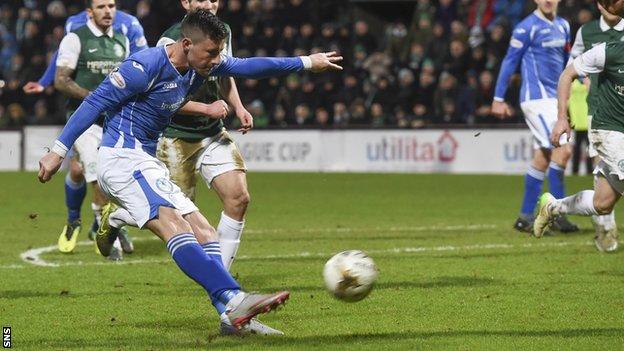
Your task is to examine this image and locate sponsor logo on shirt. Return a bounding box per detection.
[132,61,145,72]
[160,98,185,112]
[163,82,178,90]
[541,39,566,48]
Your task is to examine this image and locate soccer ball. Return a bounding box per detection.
[323,250,378,302]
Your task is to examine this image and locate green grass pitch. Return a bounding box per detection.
[0,172,623,350]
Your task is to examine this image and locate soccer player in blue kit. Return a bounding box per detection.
[37,10,342,332]
[492,0,579,234]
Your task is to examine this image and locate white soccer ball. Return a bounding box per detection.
[323,250,378,302]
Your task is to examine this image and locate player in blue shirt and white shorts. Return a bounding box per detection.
[37,10,342,334]
[493,0,579,234]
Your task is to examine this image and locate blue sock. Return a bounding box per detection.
[202,242,227,315]
[65,173,86,223]
[520,166,545,218]
[548,162,565,199]
[166,234,240,306]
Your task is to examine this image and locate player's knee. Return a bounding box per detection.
[593,198,615,215]
[226,190,250,215]
[69,163,84,182]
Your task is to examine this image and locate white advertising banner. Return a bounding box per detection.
[231,129,534,174]
[0,131,22,171]
[24,126,62,171]
[338,130,535,174]
[18,128,536,174]
[231,131,322,171]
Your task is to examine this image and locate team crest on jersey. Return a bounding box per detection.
[618,160,624,173]
[156,177,174,193]
[109,67,126,89]
[114,43,124,58]
[615,84,624,96]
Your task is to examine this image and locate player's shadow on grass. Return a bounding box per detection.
[259,276,499,294]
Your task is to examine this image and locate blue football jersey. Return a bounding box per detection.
[494,10,571,103]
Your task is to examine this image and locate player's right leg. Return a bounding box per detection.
[96,147,289,329]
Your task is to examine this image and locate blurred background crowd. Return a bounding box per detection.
[0,0,600,129]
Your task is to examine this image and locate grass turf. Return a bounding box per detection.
[0,172,623,350]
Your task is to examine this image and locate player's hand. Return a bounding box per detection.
[235,107,253,134]
[38,152,63,183]
[309,52,343,73]
[203,100,229,119]
[551,118,571,147]
[23,81,44,94]
[491,101,512,119]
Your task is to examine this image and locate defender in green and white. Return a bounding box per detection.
[155,0,279,336]
[563,3,623,250]
[535,40,624,251]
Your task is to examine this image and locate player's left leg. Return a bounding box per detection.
[197,131,248,270]
[210,170,249,270]
[549,144,580,233]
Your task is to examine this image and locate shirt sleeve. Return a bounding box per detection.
[568,26,585,65]
[493,23,531,101]
[573,42,606,76]
[56,59,151,151]
[56,33,81,69]
[209,55,304,79]
[128,18,148,54]
[37,51,59,87]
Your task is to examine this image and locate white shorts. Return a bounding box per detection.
[521,98,569,149]
[589,129,624,194]
[73,125,102,183]
[196,130,246,188]
[97,147,199,228]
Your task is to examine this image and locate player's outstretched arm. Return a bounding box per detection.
[178,100,230,119]
[220,77,253,134]
[210,52,343,79]
[23,51,60,94]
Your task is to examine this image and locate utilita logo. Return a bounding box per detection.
[504,137,534,162]
[366,131,458,162]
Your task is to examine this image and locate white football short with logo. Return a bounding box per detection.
[520,98,570,149]
[589,129,624,194]
[73,124,102,183]
[97,146,199,228]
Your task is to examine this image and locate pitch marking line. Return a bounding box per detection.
[1,224,590,269]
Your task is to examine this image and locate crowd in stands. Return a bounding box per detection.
[0,0,600,129]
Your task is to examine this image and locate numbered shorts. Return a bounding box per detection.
[97,147,198,228]
[589,129,624,194]
[157,130,246,199]
[521,98,569,149]
[73,125,102,183]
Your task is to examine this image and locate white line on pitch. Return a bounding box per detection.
[4,228,594,269]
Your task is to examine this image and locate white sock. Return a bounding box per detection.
[220,312,230,324]
[109,207,137,228]
[553,190,598,216]
[91,203,103,226]
[217,211,244,270]
[592,175,617,231]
